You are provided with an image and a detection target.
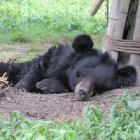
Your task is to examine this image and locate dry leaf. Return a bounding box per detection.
[0,67,12,89]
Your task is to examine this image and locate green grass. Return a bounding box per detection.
[30,46,42,52]
[0,0,107,45]
[18,54,37,62]
[0,93,140,140]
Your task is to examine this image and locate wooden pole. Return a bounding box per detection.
[103,0,131,61]
[103,0,119,53]
[87,0,104,16]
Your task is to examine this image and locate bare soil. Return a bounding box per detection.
[0,44,140,121]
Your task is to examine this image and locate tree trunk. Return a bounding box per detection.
[88,0,104,16]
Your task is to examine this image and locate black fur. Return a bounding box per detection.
[67,53,137,95]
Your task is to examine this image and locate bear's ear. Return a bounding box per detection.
[72,34,94,52]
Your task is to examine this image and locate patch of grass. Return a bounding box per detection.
[30,46,42,52]
[0,51,15,60]
[92,34,104,50]
[10,33,31,43]
[18,54,36,62]
[0,93,140,139]
[0,51,36,62]
[0,0,107,45]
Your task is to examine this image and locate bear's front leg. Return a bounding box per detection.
[36,77,70,94]
[16,65,44,92]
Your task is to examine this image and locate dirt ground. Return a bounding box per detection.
[0,44,140,121]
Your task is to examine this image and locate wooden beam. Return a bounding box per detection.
[87,0,104,16]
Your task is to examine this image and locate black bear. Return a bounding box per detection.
[36,35,137,100]
[0,34,137,100]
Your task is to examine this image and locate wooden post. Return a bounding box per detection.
[88,0,104,16]
[129,0,140,66]
[103,0,119,53]
[103,0,131,61]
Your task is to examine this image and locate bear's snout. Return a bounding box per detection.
[74,78,94,101]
